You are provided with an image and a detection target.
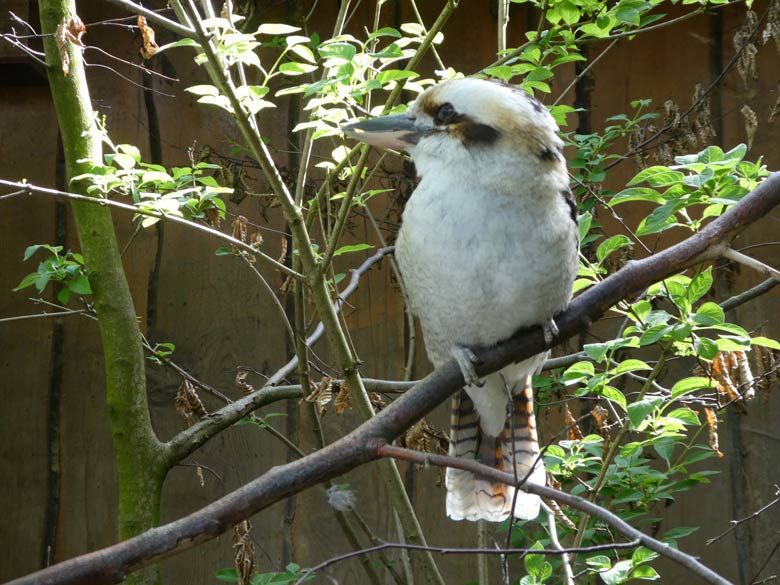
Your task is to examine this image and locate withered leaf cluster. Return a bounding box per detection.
[175,379,208,427]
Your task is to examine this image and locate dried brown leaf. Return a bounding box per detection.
[741,105,758,150]
[304,378,333,416]
[333,380,351,414]
[277,236,288,267]
[137,16,159,59]
[232,520,255,585]
[235,369,254,395]
[590,404,609,432]
[369,392,387,411]
[398,419,448,457]
[704,407,724,458]
[204,207,221,228]
[175,379,208,426]
[54,22,70,76]
[564,403,583,440]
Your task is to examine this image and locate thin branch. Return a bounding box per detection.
[718,246,780,282]
[103,0,195,38]
[164,385,305,464]
[720,277,780,312]
[294,537,640,585]
[265,246,394,386]
[706,487,780,546]
[542,502,575,585]
[378,445,730,585]
[0,308,87,323]
[0,180,303,280]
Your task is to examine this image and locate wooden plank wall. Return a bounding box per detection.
[1,1,779,583]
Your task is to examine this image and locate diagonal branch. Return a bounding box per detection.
[10,171,779,585]
[377,445,730,585]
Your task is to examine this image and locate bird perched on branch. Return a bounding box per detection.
[343,78,578,522]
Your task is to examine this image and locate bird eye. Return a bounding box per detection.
[434,102,458,125]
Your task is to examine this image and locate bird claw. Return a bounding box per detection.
[543,318,559,346]
[451,345,482,386]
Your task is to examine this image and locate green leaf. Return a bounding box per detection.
[376,70,419,83]
[610,187,665,205]
[600,385,627,410]
[215,246,234,256]
[628,166,685,187]
[666,407,700,425]
[596,234,633,263]
[628,397,663,429]
[586,555,612,570]
[185,84,220,97]
[256,23,301,35]
[613,358,651,375]
[279,62,318,75]
[693,337,718,361]
[630,566,660,580]
[693,302,724,326]
[636,202,682,236]
[751,336,780,350]
[111,153,137,170]
[671,376,713,399]
[68,274,92,295]
[639,324,672,346]
[332,243,374,257]
[289,44,316,63]
[601,559,633,585]
[155,38,200,53]
[215,567,239,581]
[558,0,581,25]
[57,288,72,305]
[687,268,713,304]
[523,542,546,575]
[23,244,47,261]
[578,211,592,245]
[13,272,39,292]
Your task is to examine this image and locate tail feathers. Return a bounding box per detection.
[445,382,545,522]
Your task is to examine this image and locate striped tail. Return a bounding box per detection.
[445,375,545,522]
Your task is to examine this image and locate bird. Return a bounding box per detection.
[342,77,578,522]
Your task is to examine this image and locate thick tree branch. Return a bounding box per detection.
[11,171,778,585]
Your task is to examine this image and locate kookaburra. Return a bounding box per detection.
[343,78,578,522]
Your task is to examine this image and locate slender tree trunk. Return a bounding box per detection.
[39,2,167,584]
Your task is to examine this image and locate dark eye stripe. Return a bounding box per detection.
[461,120,499,146]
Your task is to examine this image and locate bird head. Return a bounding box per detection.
[341,78,563,173]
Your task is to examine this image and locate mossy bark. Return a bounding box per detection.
[39,2,167,584]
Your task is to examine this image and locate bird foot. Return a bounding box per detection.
[450,345,482,386]
[543,318,560,346]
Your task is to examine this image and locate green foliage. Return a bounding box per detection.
[71,127,232,229]
[14,244,91,304]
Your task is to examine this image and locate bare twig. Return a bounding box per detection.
[0,180,302,280]
[294,537,640,585]
[103,0,195,38]
[707,487,780,546]
[718,246,780,282]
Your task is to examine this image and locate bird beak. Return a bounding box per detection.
[341,114,423,151]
